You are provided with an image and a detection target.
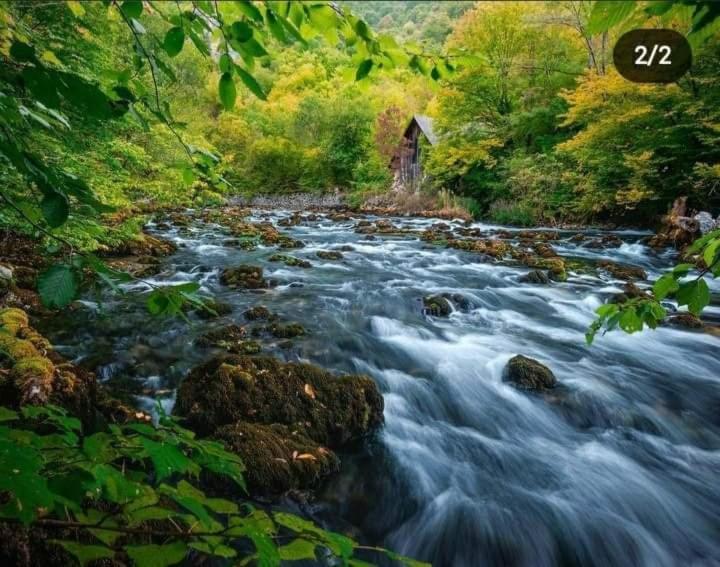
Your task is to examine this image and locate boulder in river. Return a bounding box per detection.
[519,270,551,285]
[598,260,647,281]
[423,295,453,317]
[664,312,704,329]
[504,355,557,391]
[175,355,384,446]
[270,322,306,339]
[196,325,263,355]
[243,305,273,321]
[220,265,268,289]
[102,234,177,257]
[213,422,340,494]
[316,250,343,261]
[268,254,312,268]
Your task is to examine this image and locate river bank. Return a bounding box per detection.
[3,206,720,566]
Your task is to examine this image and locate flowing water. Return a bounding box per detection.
[39,210,720,567]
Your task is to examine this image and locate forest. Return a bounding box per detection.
[1,1,720,567]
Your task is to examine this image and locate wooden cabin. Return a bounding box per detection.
[390,115,438,191]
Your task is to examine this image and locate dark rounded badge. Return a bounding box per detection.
[613,29,692,83]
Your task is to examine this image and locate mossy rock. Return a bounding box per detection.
[664,312,704,329]
[268,254,312,268]
[0,333,40,361]
[243,306,273,321]
[196,325,246,347]
[0,307,29,334]
[423,295,452,317]
[519,270,551,285]
[213,422,339,494]
[220,265,267,289]
[194,299,233,320]
[504,355,557,391]
[316,250,343,261]
[597,260,647,281]
[103,234,177,257]
[270,323,305,339]
[175,355,384,446]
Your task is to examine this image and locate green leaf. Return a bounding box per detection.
[66,1,85,17]
[0,408,18,422]
[307,5,337,32]
[125,543,187,567]
[703,238,720,268]
[140,437,196,481]
[653,273,679,301]
[40,191,70,228]
[265,9,287,43]
[50,541,114,566]
[237,1,263,22]
[595,303,619,317]
[10,41,36,63]
[120,0,143,19]
[236,66,266,100]
[163,27,185,57]
[587,1,635,34]
[356,59,373,81]
[189,541,237,558]
[231,20,253,42]
[219,53,234,74]
[218,72,236,109]
[618,308,643,333]
[676,279,711,316]
[278,538,317,561]
[37,265,79,309]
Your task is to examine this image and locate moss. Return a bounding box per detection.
[268,254,312,268]
[175,355,384,446]
[504,355,556,391]
[10,356,56,403]
[220,265,267,289]
[423,295,452,317]
[316,250,343,261]
[243,306,272,321]
[194,299,233,320]
[447,238,510,259]
[16,327,51,351]
[597,260,647,281]
[0,308,29,334]
[213,422,339,494]
[0,333,40,361]
[270,323,305,339]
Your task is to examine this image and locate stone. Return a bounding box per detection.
[316,250,343,261]
[423,295,453,317]
[519,270,551,284]
[504,355,557,391]
[175,355,384,446]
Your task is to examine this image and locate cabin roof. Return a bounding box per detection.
[405,114,438,146]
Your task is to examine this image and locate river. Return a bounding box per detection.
[39,210,720,567]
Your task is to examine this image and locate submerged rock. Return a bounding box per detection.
[423,295,453,317]
[220,265,268,289]
[504,355,557,391]
[175,355,384,446]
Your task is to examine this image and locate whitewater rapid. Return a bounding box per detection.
[41,211,720,567]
